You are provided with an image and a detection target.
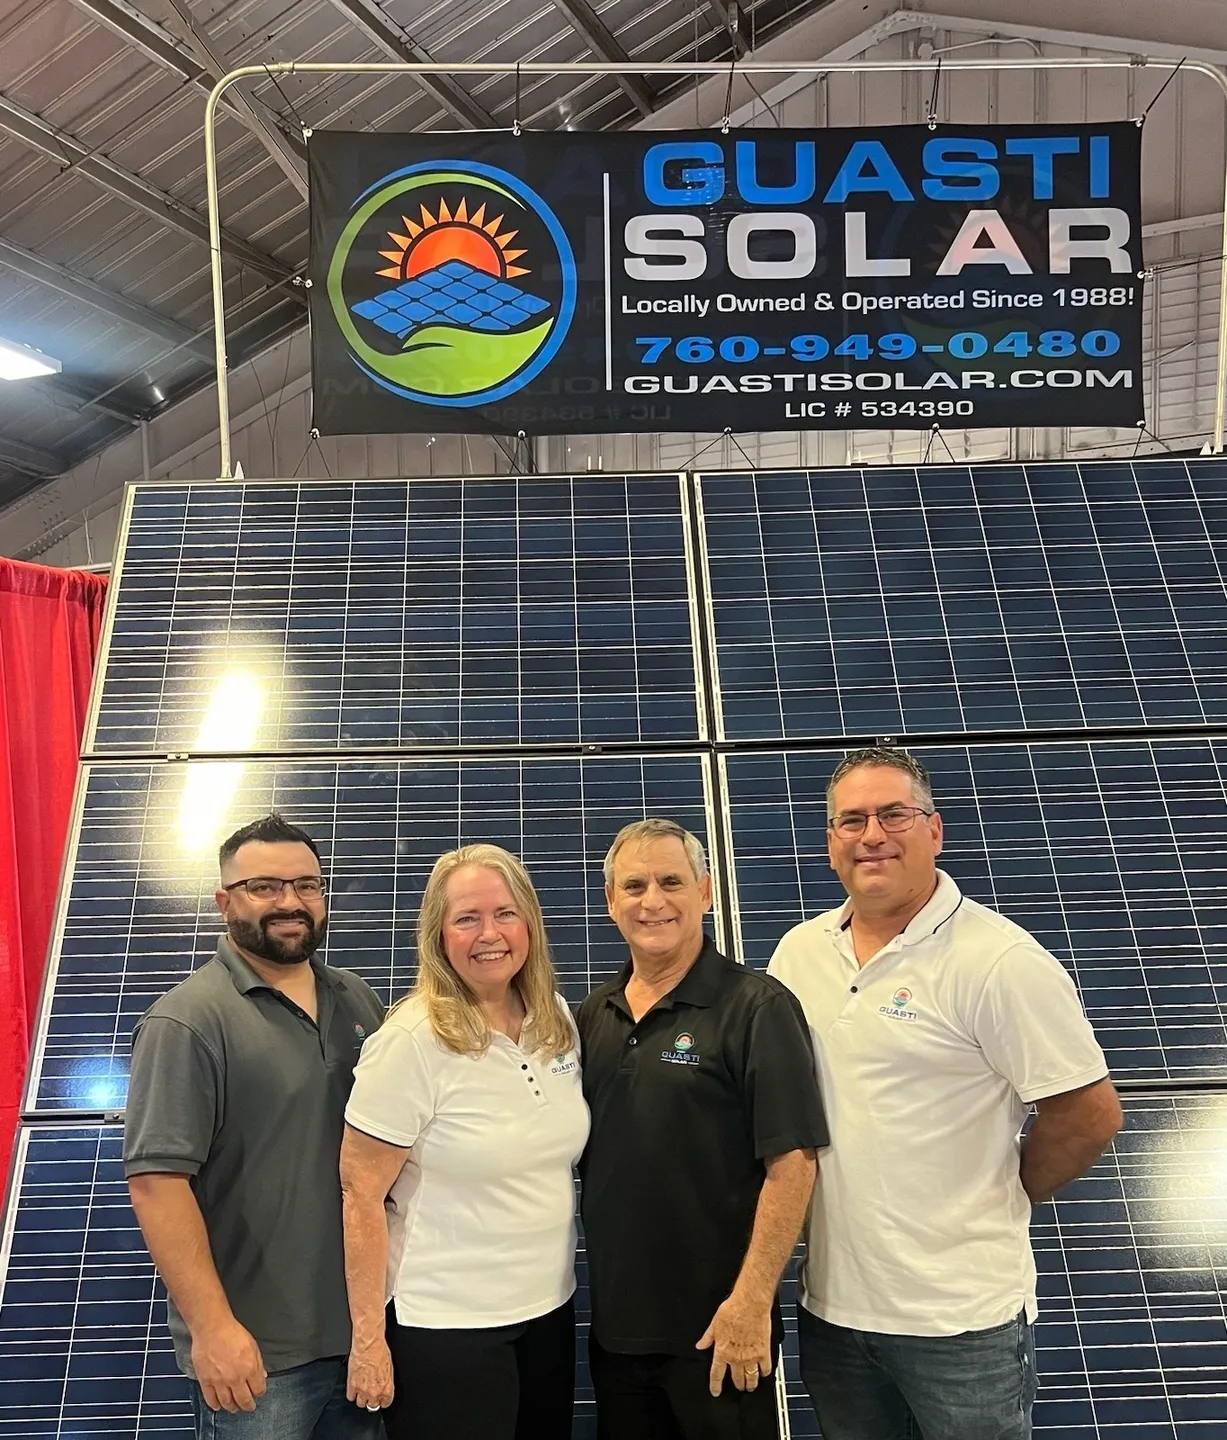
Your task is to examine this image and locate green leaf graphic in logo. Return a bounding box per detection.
[329,167,567,405]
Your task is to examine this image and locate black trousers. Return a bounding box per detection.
[589,1336,780,1440]
[383,1298,575,1440]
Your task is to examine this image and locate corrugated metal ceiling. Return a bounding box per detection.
[0,0,827,507]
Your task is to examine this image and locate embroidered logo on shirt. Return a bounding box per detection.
[879,988,918,1023]
[662,1031,700,1065]
[549,1052,579,1076]
[353,1022,368,1040]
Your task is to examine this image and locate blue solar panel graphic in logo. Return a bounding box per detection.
[350,260,553,338]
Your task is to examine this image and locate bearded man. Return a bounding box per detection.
[124,815,384,1440]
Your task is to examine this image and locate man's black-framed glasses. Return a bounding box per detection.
[222,875,327,901]
[828,806,934,839]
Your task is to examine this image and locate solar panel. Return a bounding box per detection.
[698,460,1227,742]
[26,753,716,1113]
[87,475,701,755]
[14,457,1227,1440]
[6,1098,1222,1440]
[721,739,1227,1082]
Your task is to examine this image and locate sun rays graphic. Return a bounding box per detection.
[376,196,529,281]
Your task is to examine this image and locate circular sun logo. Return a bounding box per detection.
[327,160,576,408]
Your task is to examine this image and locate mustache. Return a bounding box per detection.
[261,910,315,928]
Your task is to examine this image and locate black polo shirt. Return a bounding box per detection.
[123,937,384,1377]
[577,936,829,1355]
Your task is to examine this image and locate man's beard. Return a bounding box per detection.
[227,909,327,965]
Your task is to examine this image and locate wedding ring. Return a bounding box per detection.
[365,1403,380,1411]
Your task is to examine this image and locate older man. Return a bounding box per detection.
[768,747,1123,1440]
[577,818,828,1440]
[124,815,385,1440]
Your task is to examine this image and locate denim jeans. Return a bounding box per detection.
[191,1356,384,1440]
[797,1305,1037,1440]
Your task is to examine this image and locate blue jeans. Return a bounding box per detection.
[797,1306,1037,1440]
[191,1357,384,1440]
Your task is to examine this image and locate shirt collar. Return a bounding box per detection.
[827,869,963,947]
[215,934,344,995]
[607,933,725,1016]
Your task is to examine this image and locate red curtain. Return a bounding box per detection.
[0,558,108,1177]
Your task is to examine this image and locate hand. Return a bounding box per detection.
[695,1291,773,1397]
[191,1318,267,1413]
[347,1339,395,1412]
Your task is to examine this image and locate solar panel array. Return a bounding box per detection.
[5,1098,1222,1440]
[32,754,715,1112]
[5,459,1227,1440]
[700,463,1227,741]
[88,475,701,753]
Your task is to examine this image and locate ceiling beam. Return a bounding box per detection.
[550,0,655,117]
[67,0,308,194]
[0,235,214,360]
[49,373,147,424]
[706,0,750,57]
[322,0,496,129]
[161,0,308,200]
[0,92,301,294]
[0,433,64,476]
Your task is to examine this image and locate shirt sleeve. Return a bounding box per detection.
[743,989,831,1159]
[971,942,1110,1104]
[344,1020,436,1148]
[123,1016,220,1178]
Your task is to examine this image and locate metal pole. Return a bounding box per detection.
[204,56,1227,477]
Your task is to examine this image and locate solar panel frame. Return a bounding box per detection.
[82,473,705,758]
[23,752,723,1116]
[696,459,1227,745]
[719,737,1227,1083]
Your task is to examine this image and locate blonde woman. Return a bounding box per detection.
[339,844,588,1440]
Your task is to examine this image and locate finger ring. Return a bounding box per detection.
[365,1404,380,1411]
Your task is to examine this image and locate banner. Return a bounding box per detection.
[309,124,1143,436]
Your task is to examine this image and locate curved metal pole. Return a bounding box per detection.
[205,56,1227,478]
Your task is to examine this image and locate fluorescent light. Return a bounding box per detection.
[0,335,61,380]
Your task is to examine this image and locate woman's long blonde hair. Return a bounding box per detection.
[395,844,573,1059]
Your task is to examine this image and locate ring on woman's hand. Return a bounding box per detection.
[365,1403,380,1411]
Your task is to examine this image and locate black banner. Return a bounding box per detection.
[308,124,1143,436]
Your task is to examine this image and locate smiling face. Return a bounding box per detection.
[441,864,531,1002]
[827,764,943,917]
[216,839,328,967]
[606,835,712,969]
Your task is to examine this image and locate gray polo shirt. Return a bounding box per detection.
[123,936,385,1377]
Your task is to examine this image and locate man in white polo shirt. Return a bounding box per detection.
[768,746,1123,1440]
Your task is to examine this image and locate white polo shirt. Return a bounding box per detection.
[345,994,590,1329]
[768,869,1108,1337]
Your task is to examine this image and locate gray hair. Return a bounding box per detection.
[826,747,935,818]
[602,818,709,885]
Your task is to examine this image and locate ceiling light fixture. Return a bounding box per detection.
[0,335,61,380]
